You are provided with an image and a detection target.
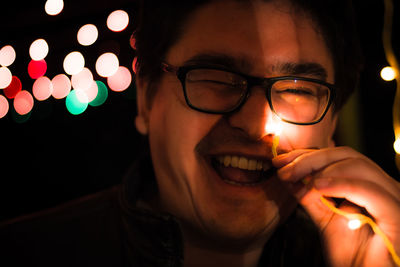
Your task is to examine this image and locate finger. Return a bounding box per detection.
[272,149,315,168]
[313,177,400,233]
[275,147,363,182]
[314,157,400,201]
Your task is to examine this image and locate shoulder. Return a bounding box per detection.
[0,185,124,267]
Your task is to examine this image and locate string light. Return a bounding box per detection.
[95,52,119,77]
[270,122,400,266]
[106,10,129,32]
[32,76,53,101]
[28,59,47,79]
[51,74,71,99]
[63,51,85,76]
[77,24,98,46]
[0,95,9,119]
[44,0,64,16]
[0,66,12,89]
[14,90,34,115]
[381,66,397,81]
[4,76,22,99]
[107,66,132,92]
[29,39,49,61]
[0,45,16,67]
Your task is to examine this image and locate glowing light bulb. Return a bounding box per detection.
[394,138,400,154]
[106,10,129,32]
[0,66,12,89]
[381,66,397,81]
[95,52,119,77]
[107,66,132,92]
[77,24,98,46]
[0,95,9,119]
[14,90,34,115]
[45,0,64,16]
[0,45,16,67]
[63,51,85,75]
[29,39,49,61]
[33,76,53,101]
[348,219,362,230]
[52,74,71,99]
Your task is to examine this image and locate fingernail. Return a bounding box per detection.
[313,178,332,189]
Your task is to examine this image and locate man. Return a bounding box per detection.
[1,0,399,266]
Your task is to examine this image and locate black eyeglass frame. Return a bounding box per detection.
[162,62,336,125]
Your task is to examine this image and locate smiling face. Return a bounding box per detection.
[136,0,337,250]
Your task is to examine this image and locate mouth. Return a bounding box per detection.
[210,155,276,186]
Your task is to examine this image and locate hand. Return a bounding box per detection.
[273,147,400,267]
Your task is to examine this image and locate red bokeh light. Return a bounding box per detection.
[3,76,22,99]
[28,59,47,79]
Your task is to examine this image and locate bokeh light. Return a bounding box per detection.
[14,90,34,115]
[29,39,49,61]
[89,81,108,107]
[77,24,98,46]
[107,66,132,92]
[132,57,137,74]
[95,52,119,77]
[80,82,99,103]
[394,138,400,154]
[0,66,12,89]
[52,74,71,99]
[63,51,85,75]
[71,67,93,91]
[0,45,16,67]
[33,76,53,101]
[66,90,88,115]
[0,95,9,119]
[381,66,397,81]
[45,0,64,16]
[4,76,22,99]
[106,10,129,32]
[28,59,47,79]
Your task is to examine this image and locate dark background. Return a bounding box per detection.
[0,0,399,222]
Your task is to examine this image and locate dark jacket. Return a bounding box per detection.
[0,156,328,267]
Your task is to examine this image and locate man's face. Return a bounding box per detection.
[137,0,336,248]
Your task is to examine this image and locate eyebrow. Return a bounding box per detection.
[182,52,328,80]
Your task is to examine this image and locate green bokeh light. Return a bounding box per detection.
[66,90,88,115]
[89,81,108,107]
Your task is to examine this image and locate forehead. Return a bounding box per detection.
[165,0,334,81]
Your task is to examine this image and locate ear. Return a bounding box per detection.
[328,115,338,148]
[135,77,150,135]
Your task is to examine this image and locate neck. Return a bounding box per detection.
[184,240,264,267]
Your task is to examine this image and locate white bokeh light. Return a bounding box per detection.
[29,39,49,61]
[77,24,98,46]
[63,51,85,75]
[0,66,12,89]
[52,74,71,99]
[33,76,53,101]
[107,66,132,92]
[72,67,94,91]
[107,10,129,32]
[45,0,64,16]
[0,45,16,67]
[95,52,119,77]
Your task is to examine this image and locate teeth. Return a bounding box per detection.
[217,156,271,171]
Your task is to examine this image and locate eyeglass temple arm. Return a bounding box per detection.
[161,62,179,74]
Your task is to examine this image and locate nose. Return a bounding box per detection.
[227,89,275,140]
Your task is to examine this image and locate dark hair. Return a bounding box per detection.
[131,0,363,112]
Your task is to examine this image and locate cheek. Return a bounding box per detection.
[280,118,336,150]
[147,82,220,178]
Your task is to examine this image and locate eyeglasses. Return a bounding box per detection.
[162,62,336,125]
